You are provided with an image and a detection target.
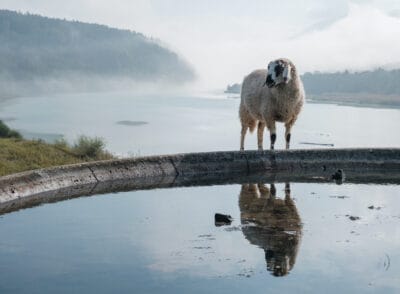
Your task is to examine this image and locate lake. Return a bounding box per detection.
[0,91,399,155]
[0,91,399,293]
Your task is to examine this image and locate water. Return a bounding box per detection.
[0,183,399,293]
[0,91,400,293]
[0,91,399,155]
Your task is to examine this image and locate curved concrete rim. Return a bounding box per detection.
[1,148,400,215]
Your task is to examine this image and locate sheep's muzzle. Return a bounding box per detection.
[265,75,275,88]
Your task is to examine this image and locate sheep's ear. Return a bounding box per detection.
[283,65,291,80]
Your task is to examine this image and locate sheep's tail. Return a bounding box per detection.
[248,120,257,133]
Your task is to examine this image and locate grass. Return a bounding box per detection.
[0,122,114,176]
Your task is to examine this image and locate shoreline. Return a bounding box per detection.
[306,98,400,110]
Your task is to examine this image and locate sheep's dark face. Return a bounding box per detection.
[265,59,292,88]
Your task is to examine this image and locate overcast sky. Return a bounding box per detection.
[2,0,400,89]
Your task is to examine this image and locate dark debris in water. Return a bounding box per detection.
[116,120,148,126]
[237,268,255,278]
[299,142,334,147]
[346,215,361,221]
[224,226,242,232]
[198,234,213,238]
[330,195,349,199]
[215,213,233,226]
[193,246,212,250]
[194,234,216,241]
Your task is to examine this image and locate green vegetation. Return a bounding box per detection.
[0,122,114,176]
[54,136,112,160]
[0,120,22,139]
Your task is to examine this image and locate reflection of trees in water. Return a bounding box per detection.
[239,183,302,277]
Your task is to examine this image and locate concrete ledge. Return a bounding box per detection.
[1,148,399,215]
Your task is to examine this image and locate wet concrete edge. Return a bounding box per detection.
[0,148,399,215]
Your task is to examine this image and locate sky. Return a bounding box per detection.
[1,0,400,89]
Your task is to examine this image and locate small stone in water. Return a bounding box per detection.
[215,213,233,226]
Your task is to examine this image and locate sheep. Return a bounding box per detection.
[239,58,305,150]
[239,183,302,277]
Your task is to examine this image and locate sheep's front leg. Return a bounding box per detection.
[257,121,266,151]
[285,120,295,149]
[285,128,291,149]
[284,183,291,200]
[270,183,276,199]
[266,120,276,150]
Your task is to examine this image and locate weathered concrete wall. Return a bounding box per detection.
[0,148,399,214]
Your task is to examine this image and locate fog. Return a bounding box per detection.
[1,0,400,90]
[0,75,196,99]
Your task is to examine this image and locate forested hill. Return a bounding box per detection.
[302,69,400,95]
[0,10,195,83]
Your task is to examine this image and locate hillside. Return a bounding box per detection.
[0,10,195,96]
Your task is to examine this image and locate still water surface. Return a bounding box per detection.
[0,183,399,293]
[0,91,399,155]
[0,92,399,293]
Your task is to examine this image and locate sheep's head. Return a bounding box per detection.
[265,59,293,88]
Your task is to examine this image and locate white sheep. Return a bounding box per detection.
[239,58,305,150]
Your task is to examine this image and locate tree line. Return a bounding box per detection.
[302,69,400,95]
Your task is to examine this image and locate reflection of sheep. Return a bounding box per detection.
[239,58,305,150]
[239,183,302,277]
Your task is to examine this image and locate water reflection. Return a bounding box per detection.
[239,183,302,276]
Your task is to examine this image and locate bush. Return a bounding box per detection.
[72,135,108,159]
[0,120,22,139]
[53,138,69,149]
[53,135,113,160]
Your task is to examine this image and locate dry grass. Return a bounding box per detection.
[0,137,114,176]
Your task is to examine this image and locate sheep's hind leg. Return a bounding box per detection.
[257,121,266,151]
[240,125,247,151]
[239,104,257,151]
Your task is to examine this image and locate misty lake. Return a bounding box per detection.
[0,92,400,293]
[1,91,399,155]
